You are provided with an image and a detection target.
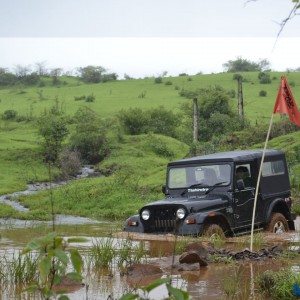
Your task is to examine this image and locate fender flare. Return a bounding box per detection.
[193,211,232,232]
[266,198,291,223]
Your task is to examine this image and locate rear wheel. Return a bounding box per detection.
[266,213,289,233]
[203,224,225,239]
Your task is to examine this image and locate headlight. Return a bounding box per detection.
[141,209,150,220]
[176,208,185,219]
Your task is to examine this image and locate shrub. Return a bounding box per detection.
[257,269,300,300]
[232,73,243,81]
[2,109,17,120]
[174,85,180,90]
[187,77,192,81]
[290,81,296,87]
[118,106,179,137]
[227,89,236,98]
[179,73,188,76]
[70,108,110,164]
[74,95,86,101]
[259,90,267,97]
[258,72,271,84]
[164,81,172,85]
[154,77,162,84]
[37,109,69,163]
[138,91,147,98]
[85,94,95,102]
[146,134,174,158]
[59,149,81,178]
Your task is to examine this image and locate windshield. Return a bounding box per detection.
[168,164,231,189]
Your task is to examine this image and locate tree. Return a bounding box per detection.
[78,65,106,83]
[37,109,69,163]
[35,61,48,76]
[223,57,270,72]
[70,108,110,163]
[50,68,62,85]
[14,64,31,77]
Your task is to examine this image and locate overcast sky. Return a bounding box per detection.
[0,0,299,77]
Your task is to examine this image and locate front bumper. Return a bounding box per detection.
[124,215,204,236]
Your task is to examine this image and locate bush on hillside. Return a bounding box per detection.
[70,108,110,164]
[258,72,271,84]
[118,106,179,137]
[165,81,172,85]
[146,134,174,158]
[154,77,163,84]
[259,90,267,97]
[2,109,17,120]
[37,108,69,163]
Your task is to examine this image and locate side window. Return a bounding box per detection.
[235,164,252,188]
[262,160,285,177]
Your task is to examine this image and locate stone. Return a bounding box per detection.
[179,251,208,267]
[127,263,163,277]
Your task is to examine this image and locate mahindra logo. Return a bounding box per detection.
[188,188,209,192]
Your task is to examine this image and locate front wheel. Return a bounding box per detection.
[203,223,225,239]
[265,213,289,233]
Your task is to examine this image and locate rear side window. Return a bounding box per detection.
[262,160,285,177]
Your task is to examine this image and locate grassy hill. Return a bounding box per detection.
[0,71,299,219]
[0,72,299,122]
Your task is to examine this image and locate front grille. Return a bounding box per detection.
[143,205,180,233]
[154,219,176,229]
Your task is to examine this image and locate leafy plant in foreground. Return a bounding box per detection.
[22,232,83,300]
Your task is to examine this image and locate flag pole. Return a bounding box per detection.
[250,113,274,251]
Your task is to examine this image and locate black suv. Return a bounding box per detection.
[124,150,295,236]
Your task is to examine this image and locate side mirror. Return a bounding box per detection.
[162,185,166,194]
[236,179,245,190]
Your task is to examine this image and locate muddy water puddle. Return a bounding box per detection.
[1,223,300,299]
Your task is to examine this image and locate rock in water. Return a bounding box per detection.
[179,251,208,267]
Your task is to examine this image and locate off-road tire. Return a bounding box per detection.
[203,224,225,239]
[266,213,289,233]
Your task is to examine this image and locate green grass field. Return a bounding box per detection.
[0,72,299,121]
[0,71,299,219]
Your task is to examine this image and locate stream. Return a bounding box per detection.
[0,166,100,225]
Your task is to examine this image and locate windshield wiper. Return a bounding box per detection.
[204,181,227,195]
[181,183,204,196]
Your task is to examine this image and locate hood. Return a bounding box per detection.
[141,194,228,214]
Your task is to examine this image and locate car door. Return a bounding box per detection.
[233,163,256,227]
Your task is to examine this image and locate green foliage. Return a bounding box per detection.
[120,277,189,300]
[227,88,236,98]
[78,65,105,83]
[257,269,300,300]
[146,134,175,158]
[85,93,95,102]
[89,238,115,268]
[232,73,243,81]
[37,106,69,163]
[22,232,83,300]
[165,80,173,85]
[224,57,270,72]
[118,106,179,137]
[259,90,267,97]
[70,107,110,164]
[154,77,163,84]
[2,109,17,120]
[258,72,271,84]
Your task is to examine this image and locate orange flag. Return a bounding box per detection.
[273,76,300,126]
